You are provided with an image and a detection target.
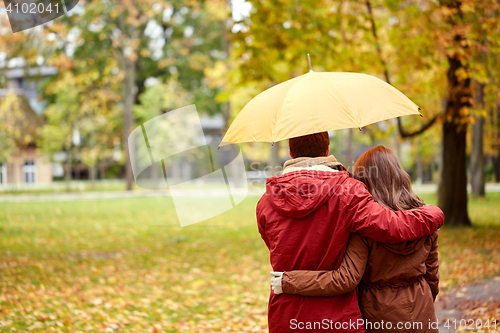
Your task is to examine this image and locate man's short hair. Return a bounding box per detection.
[289,132,330,158]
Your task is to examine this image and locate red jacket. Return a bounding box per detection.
[257,169,443,333]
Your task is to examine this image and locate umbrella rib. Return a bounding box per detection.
[309,74,321,134]
[309,74,317,133]
[272,78,303,142]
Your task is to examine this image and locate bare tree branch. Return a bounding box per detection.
[365,0,438,138]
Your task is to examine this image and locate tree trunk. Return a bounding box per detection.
[64,152,72,192]
[437,140,443,188]
[436,0,472,226]
[75,163,81,180]
[120,7,138,192]
[394,119,402,161]
[99,163,106,181]
[396,141,402,162]
[493,154,500,183]
[89,165,97,190]
[438,121,471,225]
[471,81,485,197]
[89,131,97,190]
[123,57,136,191]
[471,117,485,197]
[221,5,231,131]
[437,53,471,226]
[416,143,423,184]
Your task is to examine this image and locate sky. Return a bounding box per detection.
[231,0,252,21]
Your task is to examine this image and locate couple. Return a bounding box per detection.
[256,132,443,333]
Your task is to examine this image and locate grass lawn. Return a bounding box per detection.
[0,192,499,332]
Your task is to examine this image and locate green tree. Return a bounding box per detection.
[38,68,122,191]
[0,1,227,189]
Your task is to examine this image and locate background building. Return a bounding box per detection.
[0,67,56,186]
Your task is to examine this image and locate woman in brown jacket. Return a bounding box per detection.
[271,145,439,333]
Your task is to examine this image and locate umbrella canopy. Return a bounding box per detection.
[220,71,421,145]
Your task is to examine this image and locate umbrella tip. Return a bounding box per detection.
[307,54,312,72]
[271,142,274,146]
[358,127,362,131]
[217,146,221,150]
[419,113,423,117]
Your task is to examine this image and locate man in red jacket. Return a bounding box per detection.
[257,132,444,333]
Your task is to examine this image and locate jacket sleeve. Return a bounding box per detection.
[342,180,444,244]
[281,233,369,296]
[256,197,271,249]
[424,231,439,301]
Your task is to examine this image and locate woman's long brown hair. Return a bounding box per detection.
[354,145,425,211]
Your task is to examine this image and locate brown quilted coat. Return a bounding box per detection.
[282,231,439,333]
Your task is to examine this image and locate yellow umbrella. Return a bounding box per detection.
[220,71,421,146]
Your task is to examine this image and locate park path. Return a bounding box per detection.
[0,188,256,202]
[436,276,500,333]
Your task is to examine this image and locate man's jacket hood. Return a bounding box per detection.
[265,168,350,219]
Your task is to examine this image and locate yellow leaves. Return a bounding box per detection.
[163,299,180,312]
[204,60,229,89]
[128,52,139,62]
[49,53,74,70]
[1,197,499,332]
[192,279,206,289]
[110,9,119,20]
[205,0,230,21]
[460,2,475,14]
[158,58,174,69]
[188,53,211,72]
[439,5,458,18]
[28,321,45,330]
[438,223,500,290]
[455,67,469,82]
